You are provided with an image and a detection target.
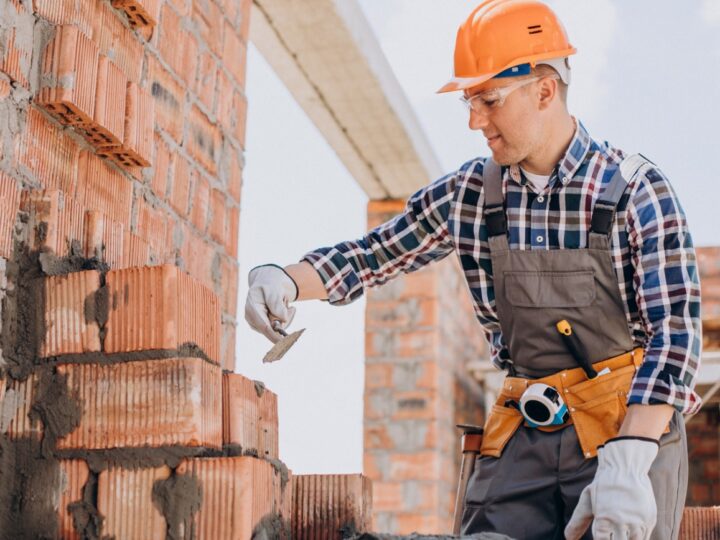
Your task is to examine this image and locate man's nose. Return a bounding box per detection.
[468,109,489,131]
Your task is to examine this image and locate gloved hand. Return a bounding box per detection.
[245,264,299,344]
[565,436,659,540]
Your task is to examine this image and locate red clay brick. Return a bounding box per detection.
[75,150,132,226]
[21,189,86,257]
[38,25,99,125]
[194,1,224,56]
[94,2,144,83]
[33,0,98,38]
[223,23,247,88]
[240,0,251,42]
[189,173,210,232]
[187,104,220,174]
[1,26,31,89]
[196,50,217,114]
[208,188,226,244]
[81,55,127,148]
[121,230,150,268]
[16,107,80,193]
[100,82,153,168]
[388,451,439,482]
[150,132,171,199]
[179,223,215,288]
[136,200,168,258]
[41,270,102,357]
[227,145,243,204]
[110,0,161,29]
[178,456,290,539]
[0,172,20,258]
[97,465,170,539]
[147,55,185,142]
[6,375,43,440]
[105,264,221,362]
[232,91,248,148]
[679,507,720,540]
[156,4,197,86]
[84,210,125,267]
[222,373,279,459]
[292,474,373,540]
[215,69,234,134]
[58,459,90,540]
[221,321,236,372]
[56,357,222,449]
[169,155,192,217]
[395,513,443,535]
[226,205,239,257]
[219,255,238,316]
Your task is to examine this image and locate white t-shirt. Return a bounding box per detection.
[520,167,551,193]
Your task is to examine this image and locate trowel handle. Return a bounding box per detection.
[453,426,483,534]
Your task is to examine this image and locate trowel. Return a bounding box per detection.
[262,320,305,363]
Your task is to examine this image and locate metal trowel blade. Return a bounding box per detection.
[263,328,305,363]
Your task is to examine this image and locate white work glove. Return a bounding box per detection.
[565,437,659,540]
[244,264,299,344]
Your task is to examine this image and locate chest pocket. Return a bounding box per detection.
[504,270,596,308]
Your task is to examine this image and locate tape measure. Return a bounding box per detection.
[519,383,569,428]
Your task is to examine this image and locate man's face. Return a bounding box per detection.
[464,76,543,166]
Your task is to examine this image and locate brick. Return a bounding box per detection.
[121,230,150,267]
[58,459,90,540]
[366,298,437,330]
[192,0,224,57]
[16,107,80,193]
[21,189,86,257]
[32,0,98,38]
[365,328,439,359]
[179,456,290,540]
[388,452,440,482]
[1,26,31,89]
[189,173,210,232]
[395,513,443,535]
[169,155,192,217]
[147,55,185,142]
[80,55,127,148]
[105,264,221,363]
[156,4,197,86]
[208,188,226,244]
[240,0,251,42]
[97,465,170,539]
[150,133,171,198]
[226,205,239,257]
[75,151,133,226]
[110,0,161,29]
[56,357,222,449]
[219,255,238,316]
[179,223,215,288]
[679,507,720,540]
[372,481,402,512]
[232,90,248,148]
[196,50,217,113]
[292,474,373,540]
[136,201,168,258]
[94,2,144,83]
[41,270,102,357]
[187,105,220,174]
[85,210,125,268]
[0,172,20,258]
[223,23,247,87]
[222,373,278,459]
[5,375,43,439]
[215,70,234,134]
[99,82,153,168]
[227,145,243,204]
[221,321,236,372]
[38,25,99,125]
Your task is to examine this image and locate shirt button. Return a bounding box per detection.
[536,235,544,243]
[563,176,570,184]
[537,196,545,203]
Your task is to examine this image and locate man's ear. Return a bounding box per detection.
[537,78,557,111]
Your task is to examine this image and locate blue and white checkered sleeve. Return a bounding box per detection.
[625,165,703,414]
[301,172,459,306]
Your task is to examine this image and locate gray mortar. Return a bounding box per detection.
[56,445,208,473]
[41,342,216,367]
[67,471,110,540]
[152,471,203,540]
[29,366,83,458]
[253,379,266,398]
[251,513,291,540]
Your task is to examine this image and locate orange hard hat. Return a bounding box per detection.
[438,0,577,93]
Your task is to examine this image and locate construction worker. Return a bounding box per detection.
[245,1,701,539]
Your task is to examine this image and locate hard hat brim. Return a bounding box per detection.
[436,46,577,94]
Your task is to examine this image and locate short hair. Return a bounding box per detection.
[532,64,568,104]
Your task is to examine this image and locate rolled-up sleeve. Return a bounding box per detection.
[301,171,459,305]
[625,166,702,414]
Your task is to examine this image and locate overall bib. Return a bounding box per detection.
[461,158,688,540]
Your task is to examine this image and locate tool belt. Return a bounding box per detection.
[480,348,661,459]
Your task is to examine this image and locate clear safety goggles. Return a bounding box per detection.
[459,73,560,115]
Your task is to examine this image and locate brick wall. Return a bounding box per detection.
[364,200,487,534]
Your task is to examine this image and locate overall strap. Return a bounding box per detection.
[588,154,648,249]
[482,159,509,252]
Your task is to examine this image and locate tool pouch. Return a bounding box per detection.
[479,349,665,459]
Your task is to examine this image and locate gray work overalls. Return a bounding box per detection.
[460,158,688,540]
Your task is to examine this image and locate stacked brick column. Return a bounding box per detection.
[364,200,487,534]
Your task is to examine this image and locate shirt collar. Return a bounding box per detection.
[507,118,592,187]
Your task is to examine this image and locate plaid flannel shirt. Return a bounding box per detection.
[302,120,702,414]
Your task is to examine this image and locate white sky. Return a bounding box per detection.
[236,1,720,476]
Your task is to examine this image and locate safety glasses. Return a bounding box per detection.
[459,74,559,114]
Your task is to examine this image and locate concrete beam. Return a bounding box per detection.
[250,0,442,199]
